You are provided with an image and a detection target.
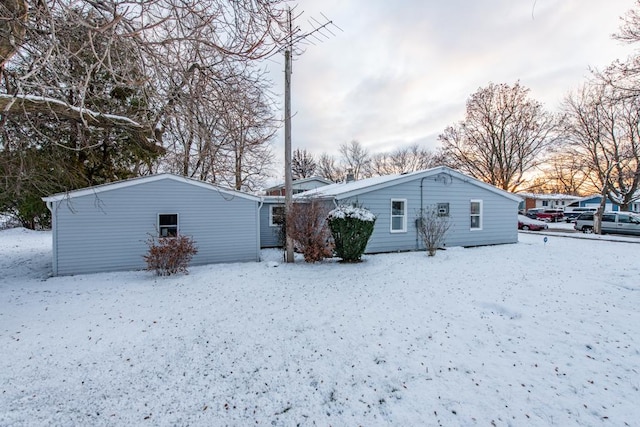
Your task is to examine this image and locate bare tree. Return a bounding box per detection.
[0,0,27,68]
[529,150,594,195]
[0,0,288,224]
[1,7,163,227]
[219,77,277,191]
[1,0,288,146]
[563,83,640,212]
[438,82,558,192]
[338,140,370,180]
[370,143,436,176]
[598,1,640,96]
[317,153,344,183]
[292,148,317,179]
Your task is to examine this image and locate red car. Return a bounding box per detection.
[534,209,564,222]
[518,215,549,231]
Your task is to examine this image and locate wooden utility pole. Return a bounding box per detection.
[284,7,294,262]
[281,8,340,263]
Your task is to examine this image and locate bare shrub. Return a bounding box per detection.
[144,234,198,276]
[417,205,450,256]
[286,199,333,262]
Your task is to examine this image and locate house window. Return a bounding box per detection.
[269,205,285,227]
[159,214,178,237]
[542,201,549,207]
[437,203,450,217]
[470,200,482,230]
[391,199,407,232]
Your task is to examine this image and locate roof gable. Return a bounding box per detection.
[296,166,522,203]
[42,174,260,202]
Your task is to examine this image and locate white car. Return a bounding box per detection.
[574,211,640,235]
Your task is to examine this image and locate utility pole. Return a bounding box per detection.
[284,7,294,263]
[282,7,341,263]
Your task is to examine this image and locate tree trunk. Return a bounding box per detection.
[594,193,608,234]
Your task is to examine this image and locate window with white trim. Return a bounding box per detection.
[470,200,482,230]
[159,213,178,237]
[390,199,407,232]
[269,205,285,227]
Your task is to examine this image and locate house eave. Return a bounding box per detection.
[42,174,261,203]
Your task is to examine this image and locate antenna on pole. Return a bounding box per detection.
[283,6,341,263]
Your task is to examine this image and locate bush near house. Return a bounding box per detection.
[327,205,376,262]
[417,205,450,256]
[144,234,198,276]
[286,200,334,262]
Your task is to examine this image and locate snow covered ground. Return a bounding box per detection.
[1,228,639,426]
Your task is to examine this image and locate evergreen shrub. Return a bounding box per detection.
[327,205,376,262]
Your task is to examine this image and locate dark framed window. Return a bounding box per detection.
[270,205,285,227]
[470,200,482,230]
[159,214,178,237]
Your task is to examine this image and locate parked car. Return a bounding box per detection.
[518,215,549,231]
[574,211,640,235]
[525,208,543,219]
[563,207,597,222]
[534,209,564,222]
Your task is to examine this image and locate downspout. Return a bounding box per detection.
[417,177,428,250]
[45,200,57,276]
[257,197,264,261]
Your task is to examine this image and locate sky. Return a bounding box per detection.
[265,0,637,175]
[1,227,639,424]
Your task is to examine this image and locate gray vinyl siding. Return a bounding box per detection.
[334,174,518,253]
[49,178,259,275]
[260,200,284,248]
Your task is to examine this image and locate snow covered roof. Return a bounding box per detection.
[42,174,261,203]
[296,166,522,202]
[517,192,581,201]
[264,176,333,192]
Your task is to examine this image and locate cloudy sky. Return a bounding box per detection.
[265,0,636,175]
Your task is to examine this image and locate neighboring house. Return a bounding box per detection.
[568,195,640,212]
[296,166,521,253]
[264,176,333,196]
[42,174,261,276]
[517,193,581,212]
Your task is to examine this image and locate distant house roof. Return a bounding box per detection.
[264,176,333,193]
[296,166,522,202]
[42,173,260,203]
[517,192,581,201]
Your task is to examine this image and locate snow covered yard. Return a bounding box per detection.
[1,228,639,426]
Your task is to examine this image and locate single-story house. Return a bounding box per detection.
[42,174,261,276]
[517,192,581,212]
[568,195,640,212]
[264,176,333,196]
[294,166,521,252]
[44,167,521,275]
